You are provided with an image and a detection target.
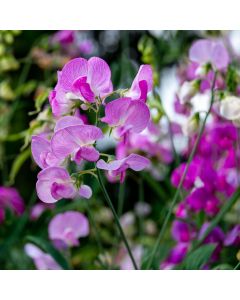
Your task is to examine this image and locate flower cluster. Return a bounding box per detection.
[160,38,240,269]
[31,57,152,205]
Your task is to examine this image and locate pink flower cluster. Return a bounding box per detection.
[31,57,151,203]
[161,38,240,269]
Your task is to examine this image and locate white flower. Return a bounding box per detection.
[182,114,199,136]
[178,81,196,104]
[220,96,240,127]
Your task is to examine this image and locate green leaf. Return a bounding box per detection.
[35,88,50,112]
[26,236,71,270]
[182,244,216,270]
[9,148,31,184]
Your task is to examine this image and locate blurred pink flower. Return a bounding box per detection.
[25,243,61,270]
[48,211,89,248]
[0,187,25,223]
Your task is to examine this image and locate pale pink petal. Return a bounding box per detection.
[54,116,83,132]
[125,154,150,171]
[101,98,131,126]
[59,58,88,91]
[31,135,51,169]
[96,158,124,171]
[75,146,100,163]
[79,184,92,199]
[126,65,153,101]
[87,57,113,97]
[125,101,150,133]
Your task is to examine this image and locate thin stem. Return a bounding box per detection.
[96,168,138,270]
[146,72,217,270]
[84,200,104,255]
[117,181,125,217]
[234,260,240,270]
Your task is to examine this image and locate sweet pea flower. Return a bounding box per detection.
[58,57,113,103]
[96,153,150,183]
[125,65,153,101]
[116,245,143,270]
[101,97,150,139]
[224,225,240,246]
[171,220,195,243]
[0,187,25,223]
[25,243,61,270]
[219,96,240,126]
[49,71,73,117]
[189,39,229,71]
[48,211,89,248]
[198,223,225,261]
[31,135,61,169]
[52,30,75,45]
[51,124,103,163]
[160,243,189,269]
[36,167,77,203]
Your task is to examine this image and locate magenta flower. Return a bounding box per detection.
[25,243,61,270]
[125,65,153,101]
[189,39,229,70]
[224,225,240,246]
[171,220,195,243]
[36,167,77,203]
[198,223,225,262]
[101,97,150,138]
[160,243,189,269]
[51,124,103,164]
[96,153,150,183]
[59,57,113,103]
[48,211,89,248]
[52,30,75,45]
[0,187,25,223]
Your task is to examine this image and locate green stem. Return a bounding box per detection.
[117,181,125,217]
[96,168,138,270]
[234,260,240,270]
[84,200,104,255]
[146,72,217,270]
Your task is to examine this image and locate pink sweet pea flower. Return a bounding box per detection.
[189,39,229,70]
[36,167,77,203]
[49,71,73,117]
[96,153,150,183]
[31,135,61,169]
[25,243,61,270]
[59,57,113,103]
[125,65,153,101]
[101,97,150,139]
[0,187,25,223]
[171,220,196,243]
[48,211,89,248]
[224,225,240,246]
[51,124,103,164]
[115,245,143,270]
[160,243,189,270]
[52,30,75,45]
[54,115,84,132]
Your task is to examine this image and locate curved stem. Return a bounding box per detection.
[146,72,217,270]
[96,168,138,270]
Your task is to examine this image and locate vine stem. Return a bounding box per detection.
[96,168,138,270]
[145,71,217,270]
